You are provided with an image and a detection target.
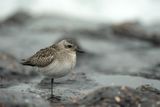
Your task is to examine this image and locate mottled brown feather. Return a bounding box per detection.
[22,45,57,67]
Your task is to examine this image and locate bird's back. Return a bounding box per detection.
[21,45,57,67]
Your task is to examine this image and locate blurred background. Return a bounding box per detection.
[0,0,160,107]
[0,0,160,23]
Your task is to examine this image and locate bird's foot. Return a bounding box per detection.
[48,95,61,102]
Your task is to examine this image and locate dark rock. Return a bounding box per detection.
[0,11,31,27]
[136,84,160,95]
[0,90,50,107]
[81,86,160,107]
[112,22,160,46]
[0,52,37,88]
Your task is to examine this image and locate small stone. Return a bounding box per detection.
[157,101,160,105]
[121,86,127,90]
[115,96,121,103]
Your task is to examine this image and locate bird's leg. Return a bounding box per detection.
[50,78,54,97]
[48,78,61,101]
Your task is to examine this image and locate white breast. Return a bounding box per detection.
[40,52,76,78]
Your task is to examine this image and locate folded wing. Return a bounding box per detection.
[21,47,56,67]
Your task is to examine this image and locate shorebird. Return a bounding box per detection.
[21,39,84,99]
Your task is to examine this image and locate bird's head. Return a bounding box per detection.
[57,39,84,53]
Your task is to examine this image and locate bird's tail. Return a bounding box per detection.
[20,59,28,65]
[20,59,35,66]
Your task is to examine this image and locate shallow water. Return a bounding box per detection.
[90,74,160,89]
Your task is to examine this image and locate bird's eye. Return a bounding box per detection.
[67,45,72,48]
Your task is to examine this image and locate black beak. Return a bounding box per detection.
[76,47,85,53]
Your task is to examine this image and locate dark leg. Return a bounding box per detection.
[48,78,61,101]
[51,78,54,97]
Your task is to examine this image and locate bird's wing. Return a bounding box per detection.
[21,47,56,67]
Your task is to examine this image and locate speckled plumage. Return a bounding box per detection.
[22,46,56,67]
[21,39,84,98]
[21,39,78,78]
